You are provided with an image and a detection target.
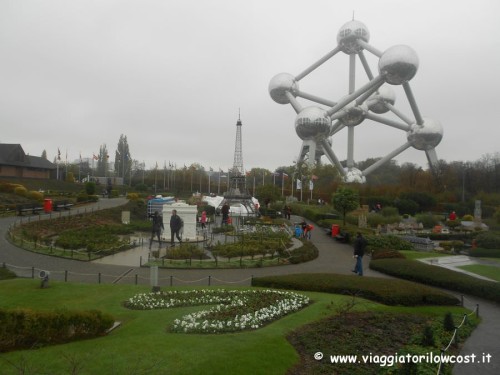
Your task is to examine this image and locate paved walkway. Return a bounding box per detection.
[0,201,498,374]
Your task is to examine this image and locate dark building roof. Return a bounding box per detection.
[0,143,56,170]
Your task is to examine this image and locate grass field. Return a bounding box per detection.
[0,278,476,375]
[457,264,500,282]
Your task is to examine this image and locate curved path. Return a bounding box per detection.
[0,198,498,374]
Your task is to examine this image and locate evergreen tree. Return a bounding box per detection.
[96,144,109,177]
[114,134,131,181]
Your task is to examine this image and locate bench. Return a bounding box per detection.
[16,204,43,216]
[334,232,350,243]
[52,200,74,211]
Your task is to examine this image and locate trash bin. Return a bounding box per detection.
[44,199,53,213]
[331,224,340,237]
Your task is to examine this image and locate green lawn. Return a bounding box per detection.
[457,264,500,282]
[0,279,475,375]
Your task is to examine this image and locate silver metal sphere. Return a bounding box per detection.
[407,118,443,150]
[269,73,299,104]
[337,20,370,54]
[343,167,366,183]
[378,45,419,85]
[295,106,332,140]
[366,85,396,114]
[339,101,367,126]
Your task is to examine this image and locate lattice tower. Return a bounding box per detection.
[232,114,244,176]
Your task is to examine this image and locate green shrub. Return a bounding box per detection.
[85,181,96,195]
[371,249,405,260]
[26,190,44,201]
[462,214,474,221]
[110,189,119,198]
[0,308,114,352]
[394,198,419,216]
[0,267,16,280]
[443,312,455,332]
[77,192,89,202]
[212,226,234,234]
[14,186,27,197]
[475,232,500,249]
[0,183,23,193]
[379,206,399,217]
[366,212,387,227]
[438,240,464,252]
[415,213,439,229]
[370,258,500,303]
[288,240,318,264]
[252,273,459,306]
[469,248,500,258]
[127,192,140,200]
[366,235,414,252]
[421,324,435,347]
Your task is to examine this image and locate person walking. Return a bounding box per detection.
[352,232,367,276]
[221,203,229,226]
[149,211,164,250]
[170,209,183,246]
[200,211,207,230]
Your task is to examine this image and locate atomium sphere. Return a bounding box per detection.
[339,101,367,126]
[295,106,332,140]
[337,20,370,54]
[269,73,299,104]
[344,168,366,184]
[379,45,419,85]
[407,118,443,151]
[366,86,396,114]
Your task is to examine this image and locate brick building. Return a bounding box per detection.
[0,144,56,179]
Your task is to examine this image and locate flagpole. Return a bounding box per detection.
[281,173,284,196]
[218,169,221,195]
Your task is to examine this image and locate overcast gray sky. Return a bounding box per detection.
[1,0,499,172]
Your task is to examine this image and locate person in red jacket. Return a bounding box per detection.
[303,223,314,239]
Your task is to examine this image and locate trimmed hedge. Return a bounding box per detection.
[0,308,114,352]
[252,273,459,306]
[469,248,500,258]
[366,234,414,252]
[0,267,16,280]
[370,258,500,303]
[288,240,319,264]
[475,232,500,249]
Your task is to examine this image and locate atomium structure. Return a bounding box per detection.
[269,20,443,183]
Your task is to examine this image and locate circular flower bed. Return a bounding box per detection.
[125,289,310,333]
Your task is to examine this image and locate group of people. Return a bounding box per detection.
[149,209,183,250]
[150,206,367,276]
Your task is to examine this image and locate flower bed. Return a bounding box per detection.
[125,289,310,333]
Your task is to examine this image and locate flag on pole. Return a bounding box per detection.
[296,179,302,190]
[309,180,314,190]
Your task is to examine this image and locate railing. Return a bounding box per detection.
[436,296,480,374]
[1,262,255,287]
